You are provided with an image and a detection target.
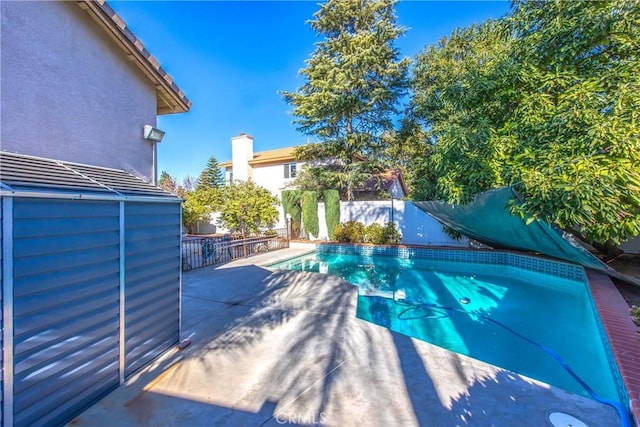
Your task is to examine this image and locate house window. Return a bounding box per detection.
[284,163,297,179]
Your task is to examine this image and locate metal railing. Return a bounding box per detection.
[181,233,289,271]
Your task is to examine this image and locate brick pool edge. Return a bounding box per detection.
[587,270,640,426]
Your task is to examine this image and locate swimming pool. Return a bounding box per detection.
[270,246,624,406]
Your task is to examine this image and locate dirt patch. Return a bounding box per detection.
[609,254,640,305]
[607,255,640,332]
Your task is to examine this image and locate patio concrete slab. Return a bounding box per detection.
[71,248,621,427]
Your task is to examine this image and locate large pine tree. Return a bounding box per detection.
[196,156,224,190]
[158,171,177,193]
[282,0,409,200]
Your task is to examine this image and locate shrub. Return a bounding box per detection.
[632,305,640,331]
[383,222,401,244]
[263,229,278,238]
[364,223,385,244]
[302,191,319,237]
[333,221,365,243]
[282,189,302,238]
[281,190,291,216]
[323,189,340,239]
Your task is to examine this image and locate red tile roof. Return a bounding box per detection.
[361,168,408,196]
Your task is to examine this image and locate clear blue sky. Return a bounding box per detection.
[108,1,510,182]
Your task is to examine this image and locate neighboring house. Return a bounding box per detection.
[219,133,303,229]
[1,1,190,425]
[219,133,407,228]
[353,168,407,201]
[219,133,303,198]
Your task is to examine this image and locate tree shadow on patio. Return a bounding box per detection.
[136,265,620,426]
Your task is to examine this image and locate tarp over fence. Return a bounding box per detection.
[413,187,613,273]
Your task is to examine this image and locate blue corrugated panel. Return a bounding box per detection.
[124,202,180,376]
[1,198,3,427]
[12,199,120,427]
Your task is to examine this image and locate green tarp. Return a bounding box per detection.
[414,187,612,273]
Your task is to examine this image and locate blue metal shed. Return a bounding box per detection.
[0,151,182,426]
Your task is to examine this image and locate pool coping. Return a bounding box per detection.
[587,269,640,426]
[315,242,640,426]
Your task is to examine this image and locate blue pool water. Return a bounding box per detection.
[270,251,621,404]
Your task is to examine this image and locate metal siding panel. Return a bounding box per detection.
[14,245,120,277]
[124,202,180,376]
[14,331,117,395]
[14,275,117,317]
[13,216,119,239]
[2,197,13,427]
[126,248,180,271]
[125,214,178,228]
[14,293,118,346]
[11,199,118,219]
[126,256,179,284]
[12,262,120,300]
[20,362,118,427]
[0,198,4,427]
[11,199,120,427]
[13,232,120,257]
[14,351,119,427]
[14,317,118,381]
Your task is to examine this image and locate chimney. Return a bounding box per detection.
[231,133,254,182]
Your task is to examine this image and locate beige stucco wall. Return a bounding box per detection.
[1,1,157,181]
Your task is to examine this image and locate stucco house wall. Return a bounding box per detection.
[1,1,157,181]
[253,164,297,228]
[251,163,297,198]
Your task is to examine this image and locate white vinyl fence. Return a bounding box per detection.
[199,200,467,247]
[198,200,638,253]
[319,200,469,247]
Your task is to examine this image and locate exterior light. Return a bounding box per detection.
[143,125,165,185]
[143,125,165,142]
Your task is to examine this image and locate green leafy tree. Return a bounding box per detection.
[181,187,220,233]
[288,168,330,193]
[505,0,640,246]
[218,180,279,238]
[196,156,224,190]
[411,19,516,203]
[411,1,640,246]
[282,0,410,200]
[158,171,177,193]
[381,118,437,200]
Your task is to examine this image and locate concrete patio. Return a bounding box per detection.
[71,247,620,426]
